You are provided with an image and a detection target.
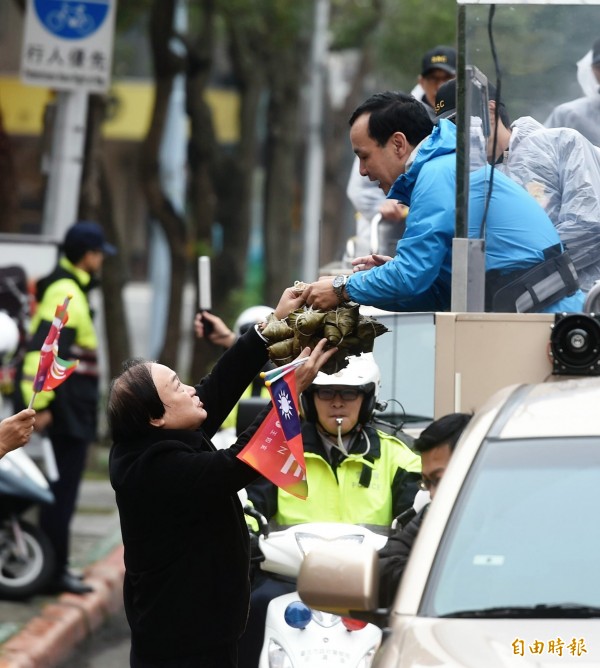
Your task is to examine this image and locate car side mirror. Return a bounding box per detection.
[297,543,385,623]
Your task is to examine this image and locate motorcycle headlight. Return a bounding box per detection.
[267,638,293,668]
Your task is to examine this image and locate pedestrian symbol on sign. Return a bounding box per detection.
[34,0,109,41]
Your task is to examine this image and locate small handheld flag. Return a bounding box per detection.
[238,365,308,499]
[29,294,79,408]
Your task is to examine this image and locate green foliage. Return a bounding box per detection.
[463,4,599,122]
[374,0,457,91]
[217,0,313,47]
[326,0,457,93]
[114,0,154,32]
[329,0,383,50]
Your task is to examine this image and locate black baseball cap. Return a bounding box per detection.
[421,46,457,77]
[434,79,511,127]
[434,79,457,120]
[63,221,117,256]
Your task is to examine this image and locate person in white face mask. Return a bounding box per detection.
[238,353,422,668]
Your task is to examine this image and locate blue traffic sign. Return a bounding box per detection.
[33,0,109,40]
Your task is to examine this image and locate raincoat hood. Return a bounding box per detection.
[508,116,545,153]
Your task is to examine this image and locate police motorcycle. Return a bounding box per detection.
[242,356,422,668]
[245,508,387,668]
[244,491,429,668]
[0,310,56,599]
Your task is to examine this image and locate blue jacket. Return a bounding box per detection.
[345,119,584,313]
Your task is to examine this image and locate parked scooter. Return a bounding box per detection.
[0,445,56,599]
[245,509,387,668]
[0,270,56,598]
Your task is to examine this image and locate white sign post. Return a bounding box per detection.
[20,0,117,237]
[21,0,116,92]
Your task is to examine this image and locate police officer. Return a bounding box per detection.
[238,353,422,668]
[19,221,116,594]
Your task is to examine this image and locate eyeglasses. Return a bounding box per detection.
[314,388,362,402]
[419,476,441,492]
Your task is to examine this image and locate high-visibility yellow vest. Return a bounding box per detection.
[274,428,421,529]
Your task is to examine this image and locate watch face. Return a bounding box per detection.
[333,275,345,288]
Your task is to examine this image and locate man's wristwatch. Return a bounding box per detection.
[332,274,348,304]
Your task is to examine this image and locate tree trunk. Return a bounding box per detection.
[263,72,304,305]
[209,7,268,315]
[183,2,222,381]
[79,94,130,379]
[0,111,20,233]
[319,0,386,268]
[140,0,188,370]
[5,0,25,231]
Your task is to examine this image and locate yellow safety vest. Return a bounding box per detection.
[274,429,421,529]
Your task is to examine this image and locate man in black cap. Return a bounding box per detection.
[416,45,457,121]
[544,38,600,146]
[18,221,116,594]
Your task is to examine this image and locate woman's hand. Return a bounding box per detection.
[294,338,338,393]
[273,286,307,320]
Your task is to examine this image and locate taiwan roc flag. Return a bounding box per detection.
[237,371,308,499]
[30,295,78,401]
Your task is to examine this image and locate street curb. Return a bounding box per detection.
[0,545,125,668]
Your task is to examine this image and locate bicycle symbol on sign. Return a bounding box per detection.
[46,3,95,37]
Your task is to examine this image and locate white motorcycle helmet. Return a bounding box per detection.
[234,305,273,336]
[0,311,20,360]
[302,353,381,425]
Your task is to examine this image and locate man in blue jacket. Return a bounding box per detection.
[304,91,583,314]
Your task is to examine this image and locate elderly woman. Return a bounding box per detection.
[107,287,336,668]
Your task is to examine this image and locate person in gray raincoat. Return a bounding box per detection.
[436,78,600,293]
[495,114,600,292]
[544,38,600,147]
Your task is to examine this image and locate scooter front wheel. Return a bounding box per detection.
[0,520,55,599]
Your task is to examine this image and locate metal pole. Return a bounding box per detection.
[451,6,486,312]
[455,4,468,242]
[301,0,330,282]
[41,89,88,238]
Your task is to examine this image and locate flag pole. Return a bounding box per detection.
[261,357,308,380]
[265,363,306,387]
[58,293,74,316]
[28,293,74,409]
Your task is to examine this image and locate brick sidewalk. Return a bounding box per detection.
[0,479,125,668]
